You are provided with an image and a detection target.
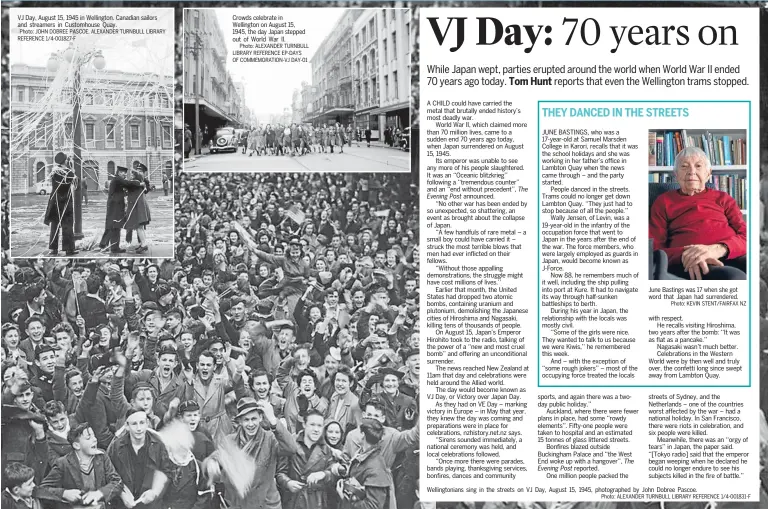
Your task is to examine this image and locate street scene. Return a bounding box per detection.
[183,8,412,172]
[9,8,175,258]
[183,138,409,172]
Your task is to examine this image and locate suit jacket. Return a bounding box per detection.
[36,451,122,509]
[106,176,143,229]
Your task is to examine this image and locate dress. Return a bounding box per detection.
[124,178,151,229]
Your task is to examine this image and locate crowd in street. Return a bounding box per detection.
[0,172,420,509]
[184,122,408,159]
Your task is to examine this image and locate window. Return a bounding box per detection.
[383,39,387,63]
[85,123,95,143]
[106,123,115,147]
[105,92,115,106]
[107,161,115,177]
[194,10,199,30]
[392,31,397,59]
[162,124,172,148]
[192,74,197,95]
[85,94,93,105]
[369,19,375,37]
[382,9,387,24]
[130,124,140,146]
[16,87,24,102]
[34,124,44,147]
[36,162,46,183]
[34,89,44,102]
[162,95,170,108]
[150,121,156,146]
[384,76,389,100]
[393,71,398,99]
[64,122,73,140]
[362,27,366,44]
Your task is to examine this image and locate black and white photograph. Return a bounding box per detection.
[9,8,175,258]
[0,170,421,509]
[183,8,412,172]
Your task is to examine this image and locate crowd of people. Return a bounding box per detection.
[0,171,421,509]
[244,123,353,157]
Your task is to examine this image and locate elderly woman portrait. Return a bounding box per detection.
[649,146,747,280]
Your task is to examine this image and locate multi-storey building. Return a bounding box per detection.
[304,9,361,128]
[10,64,174,195]
[353,8,410,139]
[183,9,245,144]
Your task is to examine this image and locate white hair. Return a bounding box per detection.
[674,146,711,173]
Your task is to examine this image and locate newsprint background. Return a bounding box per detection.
[0,3,766,509]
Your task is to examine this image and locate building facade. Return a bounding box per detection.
[353,8,411,139]
[183,9,245,146]
[10,64,174,195]
[303,10,361,128]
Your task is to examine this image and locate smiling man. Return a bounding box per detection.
[181,348,248,442]
[37,423,123,509]
[205,398,296,509]
[107,408,172,509]
[276,410,336,509]
[650,146,747,280]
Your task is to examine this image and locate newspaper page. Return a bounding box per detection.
[420,6,762,505]
[0,3,765,509]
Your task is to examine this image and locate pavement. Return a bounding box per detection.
[10,192,174,259]
[184,142,410,173]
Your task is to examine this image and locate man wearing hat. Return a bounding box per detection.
[204,398,296,509]
[360,367,417,432]
[44,152,78,256]
[176,400,215,462]
[103,165,144,254]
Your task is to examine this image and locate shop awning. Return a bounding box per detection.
[369,101,409,115]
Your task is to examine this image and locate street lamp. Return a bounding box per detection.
[48,43,106,240]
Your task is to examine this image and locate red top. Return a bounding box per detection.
[649,188,747,266]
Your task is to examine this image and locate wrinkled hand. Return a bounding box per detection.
[681,244,725,280]
[62,489,82,503]
[286,480,305,493]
